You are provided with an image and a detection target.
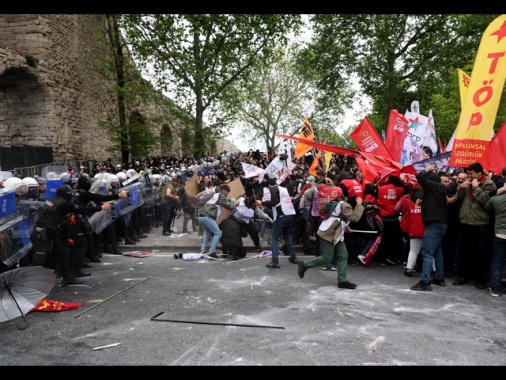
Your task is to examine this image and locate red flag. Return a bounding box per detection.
[350,117,394,160]
[29,298,84,313]
[354,156,379,188]
[480,120,506,174]
[384,110,410,162]
[275,134,405,177]
[275,134,359,156]
[438,136,445,153]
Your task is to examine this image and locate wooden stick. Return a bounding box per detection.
[74,277,151,318]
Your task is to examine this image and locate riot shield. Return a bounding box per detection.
[41,165,68,200]
[0,195,43,267]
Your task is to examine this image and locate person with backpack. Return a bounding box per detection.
[281,176,312,256]
[297,188,365,290]
[160,176,181,236]
[178,180,198,234]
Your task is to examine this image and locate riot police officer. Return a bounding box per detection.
[34,185,112,286]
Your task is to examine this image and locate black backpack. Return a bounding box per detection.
[291,196,302,216]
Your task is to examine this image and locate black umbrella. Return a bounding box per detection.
[0,266,56,330]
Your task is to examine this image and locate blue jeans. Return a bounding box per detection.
[198,216,222,254]
[420,223,447,283]
[270,214,295,264]
[259,208,273,239]
[489,236,506,292]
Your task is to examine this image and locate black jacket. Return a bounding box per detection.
[416,170,448,226]
[219,215,248,248]
[36,195,102,238]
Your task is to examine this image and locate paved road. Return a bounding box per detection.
[1,216,505,366]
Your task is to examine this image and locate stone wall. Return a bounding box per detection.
[0,14,238,166]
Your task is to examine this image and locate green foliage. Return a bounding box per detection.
[317,125,356,149]
[305,14,504,139]
[219,43,350,151]
[99,116,158,160]
[120,14,302,157]
[25,55,37,68]
[91,15,175,163]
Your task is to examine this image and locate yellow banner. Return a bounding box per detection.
[450,15,506,168]
[324,149,333,171]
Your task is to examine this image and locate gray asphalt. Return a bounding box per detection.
[1,216,505,366]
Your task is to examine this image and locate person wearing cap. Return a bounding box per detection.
[297,187,365,290]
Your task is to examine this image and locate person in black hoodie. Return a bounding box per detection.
[219,214,249,260]
[410,165,449,291]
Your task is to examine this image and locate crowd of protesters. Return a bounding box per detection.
[2,146,506,296]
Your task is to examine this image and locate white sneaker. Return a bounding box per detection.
[330,265,337,271]
[357,255,366,265]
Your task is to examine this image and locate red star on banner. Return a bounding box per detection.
[490,20,506,43]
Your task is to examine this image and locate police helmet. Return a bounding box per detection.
[35,176,46,185]
[22,177,39,187]
[60,173,70,185]
[3,177,24,191]
[78,172,95,191]
[126,169,138,178]
[117,172,127,181]
[56,184,73,201]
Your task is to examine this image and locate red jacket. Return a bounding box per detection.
[378,183,404,217]
[405,199,425,238]
[397,195,411,233]
[339,178,364,198]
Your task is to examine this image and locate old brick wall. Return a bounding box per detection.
[0,14,238,166]
[0,14,119,160]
